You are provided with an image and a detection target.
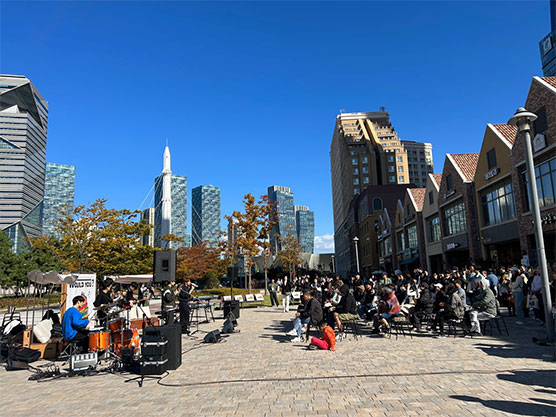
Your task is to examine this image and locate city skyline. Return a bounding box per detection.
[1,1,551,254]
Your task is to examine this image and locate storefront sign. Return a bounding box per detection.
[484,168,500,180]
[443,190,455,199]
[446,242,459,250]
[533,134,546,153]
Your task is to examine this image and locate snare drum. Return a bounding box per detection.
[109,318,125,333]
[88,330,110,352]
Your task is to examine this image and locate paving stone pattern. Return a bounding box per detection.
[1,307,555,416]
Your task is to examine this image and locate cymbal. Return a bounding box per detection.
[93,303,116,310]
[105,309,123,318]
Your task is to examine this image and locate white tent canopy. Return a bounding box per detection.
[27,270,79,285]
[105,274,153,284]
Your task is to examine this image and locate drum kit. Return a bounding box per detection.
[89,303,141,359]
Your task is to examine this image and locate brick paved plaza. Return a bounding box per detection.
[2,307,555,417]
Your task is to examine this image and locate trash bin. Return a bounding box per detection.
[223,300,240,319]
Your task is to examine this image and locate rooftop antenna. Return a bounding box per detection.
[380,106,386,112]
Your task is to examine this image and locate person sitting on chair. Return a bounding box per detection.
[286,291,322,343]
[62,295,90,353]
[372,285,402,334]
[330,286,357,340]
[468,278,497,336]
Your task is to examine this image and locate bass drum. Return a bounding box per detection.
[113,328,140,356]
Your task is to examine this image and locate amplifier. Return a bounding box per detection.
[70,352,98,371]
[141,355,168,375]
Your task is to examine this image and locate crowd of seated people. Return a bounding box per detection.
[281,262,556,343]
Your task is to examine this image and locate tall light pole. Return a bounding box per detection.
[331,254,335,274]
[508,107,554,343]
[353,236,360,274]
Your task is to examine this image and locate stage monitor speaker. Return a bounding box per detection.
[153,250,176,282]
[223,300,240,319]
[144,324,181,370]
[203,330,221,343]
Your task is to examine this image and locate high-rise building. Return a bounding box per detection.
[191,185,221,247]
[268,185,295,253]
[330,110,410,236]
[154,145,187,249]
[402,140,434,187]
[41,163,75,238]
[140,208,155,246]
[0,75,48,252]
[295,205,315,254]
[539,0,556,76]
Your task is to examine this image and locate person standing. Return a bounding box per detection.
[269,279,279,307]
[281,276,292,313]
[510,268,525,323]
[161,281,177,325]
[178,279,193,334]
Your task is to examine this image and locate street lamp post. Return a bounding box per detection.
[508,107,554,343]
[331,254,335,274]
[353,236,360,274]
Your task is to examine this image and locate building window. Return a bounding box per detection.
[428,216,441,242]
[350,151,355,156]
[389,176,396,183]
[362,167,368,174]
[487,148,497,170]
[399,176,405,182]
[428,191,434,205]
[362,156,368,164]
[522,158,556,210]
[363,177,369,184]
[398,166,404,172]
[443,201,466,236]
[407,224,418,249]
[373,198,383,211]
[353,168,359,175]
[352,158,358,165]
[446,174,453,191]
[353,178,359,185]
[397,156,403,163]
[388,155,395,163]
[480,181,516,226]
[397,231,405,251]
[354,188,360,195]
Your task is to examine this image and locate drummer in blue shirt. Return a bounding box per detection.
[62,295,90,352]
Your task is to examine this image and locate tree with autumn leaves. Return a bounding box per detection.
[27,199,154,277]
[277,227,304,280]
[224,193,277,293]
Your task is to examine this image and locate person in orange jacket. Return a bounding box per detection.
[310,321,336,351]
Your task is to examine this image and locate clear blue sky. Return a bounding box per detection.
[0,1,551,252]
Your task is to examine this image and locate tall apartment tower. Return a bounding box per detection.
[154,145,187,249]
[41,163,75,238]
[539,0,556,76]
[191,185,221,247]
[330,110,410,235]
[295,205,315,254]
[267,185,296,253]
[0,75,48,252]
[401,140,434,187]
[140,208,155,246]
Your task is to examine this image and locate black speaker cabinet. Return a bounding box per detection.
[223,300,240,319]
[153,250,176,282]
[144,324,181,370]
[203,330,221,343]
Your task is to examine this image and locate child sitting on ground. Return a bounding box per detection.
[310,321,336,351]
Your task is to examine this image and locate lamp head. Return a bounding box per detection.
[508,107,537,132]
[353,236,359,242]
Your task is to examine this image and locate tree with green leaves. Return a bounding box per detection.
[0,231,25,289]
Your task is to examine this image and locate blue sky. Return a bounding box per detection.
[0,1,551,253]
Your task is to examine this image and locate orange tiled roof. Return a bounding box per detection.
[408,188,426,212]
[541,77,556,89]
[431,173,442,188]
[450,153,479,182]
[491,124,518,145]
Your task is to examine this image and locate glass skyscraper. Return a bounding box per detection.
[154,174,187,249]
[268,185,296,253]
[0,75,48,252]
[140,208,155,246]
[191,185,221,247]
[539,0,556,76]
[41,163,75,238]
[295,206,315,254]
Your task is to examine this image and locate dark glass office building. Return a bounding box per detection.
[41,163,75,238]
[539,0,556,76]
[191,185,221,247]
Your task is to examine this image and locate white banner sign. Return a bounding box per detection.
[64,274,96,326]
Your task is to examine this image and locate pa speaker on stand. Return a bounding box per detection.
[153,250,176,282]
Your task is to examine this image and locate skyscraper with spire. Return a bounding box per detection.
[154,145,187,249]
